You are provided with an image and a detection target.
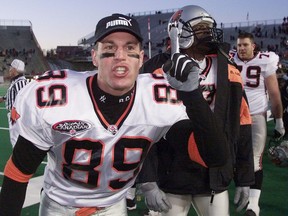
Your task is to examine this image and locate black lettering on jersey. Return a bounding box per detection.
[237,65,261,88]
[151,73,165,79]
[110,137,151,189]
[154,84,181,104]
[62,139,104,188]
[37,70,67,81]
[62,137,151,189]
[259,52,269,59]
[37,84,67,108]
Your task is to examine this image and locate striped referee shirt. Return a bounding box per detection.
[3,74,29,111]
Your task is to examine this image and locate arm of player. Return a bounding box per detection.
[233,93,255,212]
[137,144,159,183]
[137,143,172,213]
[0,136,47,216]
[166,88,228,168]
[234,93,255,186]
[234,186,250,212]
[140,182,171,213]
[266,74,285,139]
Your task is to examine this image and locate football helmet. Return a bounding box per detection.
[268,139,288,167]
[168,5,223,49]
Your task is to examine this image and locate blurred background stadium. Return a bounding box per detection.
[0,8,288,216]
[0,9,288,79]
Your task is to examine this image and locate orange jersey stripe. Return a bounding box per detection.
[153,68,164,75]
[187,133,208,168]
[4,157,33,183]
[76,207,103,216]
[228,64,252,125]
[240,97,252,125]
[228,64,242,85]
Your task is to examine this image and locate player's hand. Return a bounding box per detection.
[274,118,285,141]
[162,53,200,91]
[234,186,249,212]
[140,182,172,213]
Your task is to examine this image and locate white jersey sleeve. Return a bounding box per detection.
[13,70,96,150]
[259,51,279,78]
[12,70,188,208]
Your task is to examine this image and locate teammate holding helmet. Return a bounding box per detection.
[138,5,254,216]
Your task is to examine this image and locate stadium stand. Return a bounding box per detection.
[1,10,287,75]
[0,20,50,82]
[77,9,288,67]
[47,45,95,71]
[0,9,288,216]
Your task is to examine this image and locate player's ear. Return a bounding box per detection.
[91,48,99,67]
[139,50,144,68]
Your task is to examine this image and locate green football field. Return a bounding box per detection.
[0,84,287,216]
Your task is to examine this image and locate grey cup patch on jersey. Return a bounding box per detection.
[52,120,92,135]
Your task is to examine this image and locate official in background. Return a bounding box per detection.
[0,59,29,147]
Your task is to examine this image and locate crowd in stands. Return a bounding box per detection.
[0,47,35,60]
[222,21,288,59]
[3,13,287,76]
[0,47,36,77]
[282,17,288,33]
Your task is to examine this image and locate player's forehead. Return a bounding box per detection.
[237,38,252,45]
[100,32,139,45]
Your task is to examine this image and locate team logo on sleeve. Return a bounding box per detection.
[52,120,92,135]
[11,107,20,125]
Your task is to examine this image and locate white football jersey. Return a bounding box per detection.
[13,70,188,207]
[198,56,218,112]
[231,51,279,115]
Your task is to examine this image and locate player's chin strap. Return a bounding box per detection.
[216,43,238,68]
[214,42,230,134]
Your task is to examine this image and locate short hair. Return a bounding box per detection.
[237,32,255,43]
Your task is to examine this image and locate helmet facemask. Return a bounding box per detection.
[180,17,223,52]
[168,5,223,52]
